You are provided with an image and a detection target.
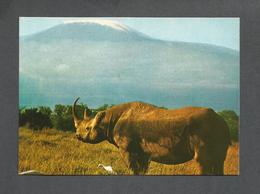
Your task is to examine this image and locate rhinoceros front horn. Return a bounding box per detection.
[72,97,80,128]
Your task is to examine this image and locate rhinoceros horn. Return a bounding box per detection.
[73,97,80,127]
[83,108,89,120]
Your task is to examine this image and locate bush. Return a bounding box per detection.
[19,107,52,130]
[218,110,239,142]
[19,103,93,131]
[51,104,91,131]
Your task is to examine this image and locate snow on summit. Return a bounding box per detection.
[63,19,130,31]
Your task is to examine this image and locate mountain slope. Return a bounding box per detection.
[19,20,240,112]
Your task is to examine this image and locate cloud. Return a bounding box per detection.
[54,64,70,73]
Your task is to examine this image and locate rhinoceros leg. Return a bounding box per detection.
[119,149,132,174]
[212,161,224,175]
[196,143,225,175]
[119,138,151,175]
[196,145,214,175]
[198,158,224,175]
[119,149,150,175]
[128,152,150,175]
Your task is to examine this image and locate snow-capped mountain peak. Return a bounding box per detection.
[63,19,130,31]
[24,19,151,42]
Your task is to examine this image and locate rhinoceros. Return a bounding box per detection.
[73,97,231,175]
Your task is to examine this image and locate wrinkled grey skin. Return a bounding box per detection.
[73,97,231,175]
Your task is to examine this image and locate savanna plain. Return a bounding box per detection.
[19,127,239,175]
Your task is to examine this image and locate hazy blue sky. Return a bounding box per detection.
[20,17,239,50]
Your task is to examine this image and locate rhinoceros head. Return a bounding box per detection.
[73,97,106,144]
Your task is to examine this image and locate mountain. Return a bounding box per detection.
[23,20,152,42]
[19,20,240,112]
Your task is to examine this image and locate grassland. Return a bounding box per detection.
[19,127,239,175]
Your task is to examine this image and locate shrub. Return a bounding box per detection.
[51,104,91,131]
[218,110,239,142]
[19,107,52,130]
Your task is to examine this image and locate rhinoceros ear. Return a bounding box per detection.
[83,108,91,120]
[94,111,106,124]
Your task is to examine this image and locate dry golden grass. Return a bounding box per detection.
[19,127,239,175]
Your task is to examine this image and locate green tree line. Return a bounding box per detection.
[19,104,239,142]
[19,103,112,131]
